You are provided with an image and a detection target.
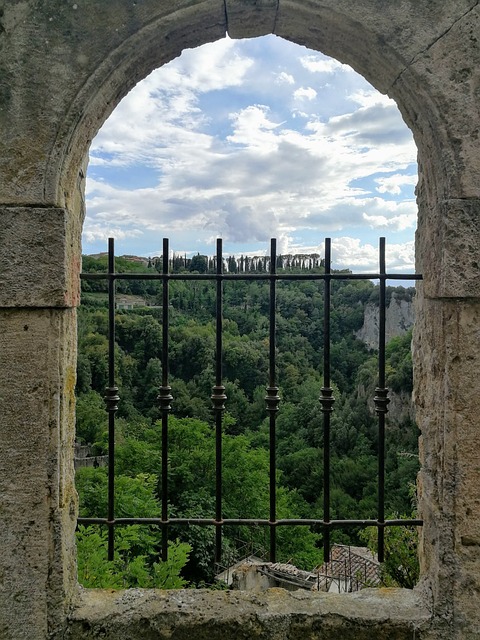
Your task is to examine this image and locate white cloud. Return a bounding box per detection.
[348,89,395,109]
[90,38,254,167]
[275,71,295,85]
[327,237,415,272]
[300,55,351,74]
[375,173,417,195]
[293,87,317,100]
[85,36,418,259]
[158,37,254,93]
[82,221,144,244]
[363,211,417,231]
[227,105,284,150]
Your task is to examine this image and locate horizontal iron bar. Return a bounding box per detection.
[77,517,423,528]
[81,272,422,282]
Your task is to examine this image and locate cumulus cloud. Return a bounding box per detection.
[363,211,416,231]
[85,36,418,259]
[300,55,352,74]
[90,38,254,167]
[82,221,144,244]
[314,103,414,148]
[161,37,254,93]
[348,89,395,109]
[227,105,285,149]
[327,237,415,272]
[293,87,317,100]
[374,173,417,195]
[275,71,295,85]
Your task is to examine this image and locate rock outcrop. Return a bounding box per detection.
[356,292,415,350]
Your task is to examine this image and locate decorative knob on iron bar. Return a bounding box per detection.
[319,387,335,413]
[265,386,281,413]
[157,385,173,412]
[104,386,120,412]
[211,385,227,411]
[374,387,390,414]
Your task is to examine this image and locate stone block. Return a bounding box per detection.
[225,0,278,39]
[414,296,480,637]
[0,308,78,639]
[0,206,80,307]
[417,199,480,299]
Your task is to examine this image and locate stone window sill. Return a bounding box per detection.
[64,586,433,639]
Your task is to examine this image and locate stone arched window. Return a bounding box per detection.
[1,2,479,638]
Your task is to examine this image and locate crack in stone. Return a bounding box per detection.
[273,0,280,34]
[223,0,229,35]
[1,203,62,209]
[390,0,480,89]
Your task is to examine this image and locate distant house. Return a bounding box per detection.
[220,545,380,593]
[116,296,146,310]
[215,556,265,587]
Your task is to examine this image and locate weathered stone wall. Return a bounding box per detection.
[1,0,480,638]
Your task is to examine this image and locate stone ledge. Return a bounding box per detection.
[63,587,434,639]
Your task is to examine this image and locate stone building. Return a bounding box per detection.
[1,1,480,638]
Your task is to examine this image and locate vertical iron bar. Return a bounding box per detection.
[211,239,226,564]
[374,237,389,563]
[158,238,173,561]
[265,239,280,562]
[104,237,119,561]
[319,238,335,562]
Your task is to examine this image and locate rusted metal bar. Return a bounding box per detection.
[211,238,226,564]
[319,238,334,562]
[374,237,390,563]
[266,239,280,562]
[104,237,119,561]
[158,238,173,561]
[77,516,423,528]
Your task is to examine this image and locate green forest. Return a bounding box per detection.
[75,253,419,589]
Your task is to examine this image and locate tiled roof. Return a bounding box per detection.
[313,544,380,591]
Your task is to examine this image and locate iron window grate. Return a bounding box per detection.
[78,237,423,565]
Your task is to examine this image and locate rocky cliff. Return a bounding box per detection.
[356,290,416,425]
[355,291,415,350]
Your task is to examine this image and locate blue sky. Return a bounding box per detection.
[84,35,417,272]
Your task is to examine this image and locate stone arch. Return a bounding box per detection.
[45,1,450,213]
[2,2,480,638]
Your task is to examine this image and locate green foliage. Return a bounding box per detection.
[76,468,161,519]
[76,254,419,586]
[75,390,107,447]
[385,330,413,393]
[77,526,191,589]
[360,513,419,588]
